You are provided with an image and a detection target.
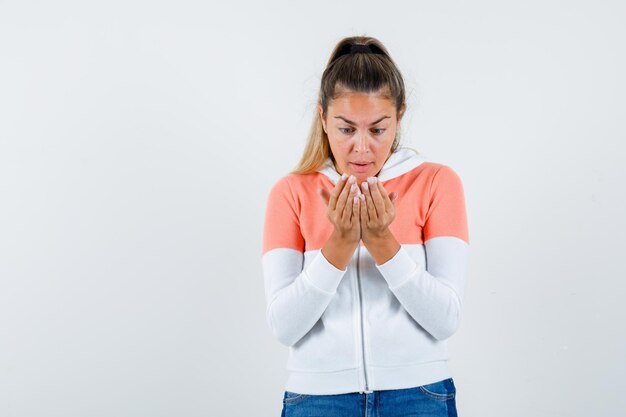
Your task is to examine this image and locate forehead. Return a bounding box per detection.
[329,88,394,116]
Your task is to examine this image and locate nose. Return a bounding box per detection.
[353,132,370,153]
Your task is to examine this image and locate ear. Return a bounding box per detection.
[318,104,327,133]
[397,104,406,123]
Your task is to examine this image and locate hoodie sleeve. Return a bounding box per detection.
[261,176,348,347]
[375,165,470,341]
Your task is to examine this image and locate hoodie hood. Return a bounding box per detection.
[317,147,427,184]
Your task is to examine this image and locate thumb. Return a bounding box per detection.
[318,187,329,205]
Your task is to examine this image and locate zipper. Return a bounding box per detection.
[356,243,373,394]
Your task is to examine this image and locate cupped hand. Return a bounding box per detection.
[359,177,398,242]
[318,174,363,244]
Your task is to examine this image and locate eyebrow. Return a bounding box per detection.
[334,115,390,125]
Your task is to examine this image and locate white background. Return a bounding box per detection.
[1,1,625,416]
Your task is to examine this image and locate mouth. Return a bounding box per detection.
[350,162,372,171]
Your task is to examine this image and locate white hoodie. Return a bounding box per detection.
[261,147,470,395]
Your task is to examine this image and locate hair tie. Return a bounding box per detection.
[350,44,372,54]
[334,43,384,62]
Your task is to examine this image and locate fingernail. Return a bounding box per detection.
[349,175,356,183]
[367,177,377,184]
[361,181,368,191]
[341,173,348,181]
[350,184,357,193]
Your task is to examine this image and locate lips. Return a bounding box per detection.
[350,162,371,173]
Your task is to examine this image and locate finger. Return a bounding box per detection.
[352,194,360,227]
[359,193,368,225]
[369,177,387,216]
[336,175,354,216]
[328,173,349,211]
[375,180,394,212]
[342,182,358,221]
[361,180,378,221]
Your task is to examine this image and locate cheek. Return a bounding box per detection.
[328,137,351,154]
[327,138,346,162]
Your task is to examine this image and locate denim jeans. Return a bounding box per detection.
[280,378,458,417]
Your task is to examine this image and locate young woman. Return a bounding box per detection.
[262,36,469,417]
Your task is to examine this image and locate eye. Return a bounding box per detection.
[338,127,386,135]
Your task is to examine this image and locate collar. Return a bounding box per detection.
[317,147,426,184]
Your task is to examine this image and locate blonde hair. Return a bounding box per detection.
[290,35,416,175]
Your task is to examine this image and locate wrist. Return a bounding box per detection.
[323,230,359,270]
[331,229,360,246]
[362,228,393,244]
[362,228,400,265]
